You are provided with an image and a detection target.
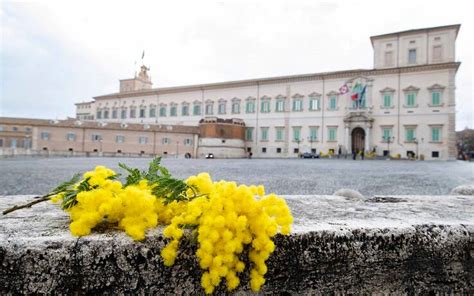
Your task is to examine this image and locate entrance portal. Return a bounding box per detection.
[351,127,365,153]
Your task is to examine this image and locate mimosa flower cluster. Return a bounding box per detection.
[48,161,293,294]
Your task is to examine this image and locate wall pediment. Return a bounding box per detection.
[402,85,420,92]
[275,94,286,100]
[292,93,304,99]
[308,92,322,97]
[427,83,446,90]
[343,111,374,123]
[379,87,396,93]
[261,95,271,100]
[326,90,340,96]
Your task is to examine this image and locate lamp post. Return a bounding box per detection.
[99,136,103,157]
[295,138,302,157]
[383,136,395,159]
[414,137,424,160]
[307,136,316,154]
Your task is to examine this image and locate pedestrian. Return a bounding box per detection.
[361,150,365,160]
[352,149,357,160]
[338,146,342,159]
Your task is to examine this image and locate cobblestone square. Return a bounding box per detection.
[0,157,472,196]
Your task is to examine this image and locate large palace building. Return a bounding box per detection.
[1,25,461,160]
[74,24,461,160]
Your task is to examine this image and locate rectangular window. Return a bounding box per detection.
[66,133,76,141]
[170,106,177,116]
[193,105,201,115]
[121,109,127,119]
[112,110,118,119]
[276,100,285,112]
[103,110,109,119]
[431,92,441,106]
[139,136,148,144]
[405,128,415,142]
[139,108,146,118]
[0,125,4,131]
[245,127,254,141]
[260,127,269,141]
[382,128,392,141]
[92,134,101,142]
[40,132,50,140]
[384,51,393,66]
[205,104,213,115]
[408,49,417,64]
[149,107,156,117]
[275,127,284,141]
[130,108,136,118]
[431,127,441,142]
[309,98,319,110]
[260,101,270,113]
[276,147,282,153]
[218,103,226,114]
[406,93,416,107]
[116,135,125,143]
[11,139,17,148]
[328,127,337,141]
[184,138,193,146]
[292,100,302,111]
[162,138,170,145]
[433,45,442,61]
[432,151,439,158]
[160,107,167,117]
[292,127,301,141]
[182,105,189,116]
[309,127,318,141]
[96,111,102,119]
[262,147,267,153]
[246,101,255,113]
[232,102,240,114]
[0,139,3,147]
[383,94,392,108]
[329,96,337,110]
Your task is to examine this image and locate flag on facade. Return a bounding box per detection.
[339,84,349,94]
[359,85,367,106]
[350,82,361,101]
[142,50,145,59]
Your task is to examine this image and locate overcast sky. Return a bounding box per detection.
[1,0,472,129]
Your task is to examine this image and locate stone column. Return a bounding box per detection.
[365,126,371,153]
[345,125,350,154]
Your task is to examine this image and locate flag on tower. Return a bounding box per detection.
[142,50,145,59]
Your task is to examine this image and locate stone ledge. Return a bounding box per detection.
[1,195,473,294]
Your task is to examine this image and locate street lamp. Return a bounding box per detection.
[413,137,424,160]
[382,136,395,159]
[307,136,316,154]
[295,138,302,157]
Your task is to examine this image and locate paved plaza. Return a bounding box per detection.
[0,157,472,196]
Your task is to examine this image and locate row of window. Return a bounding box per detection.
[39,132,193,145]
[384,45,444,67]
[244,125,443,143]
[244,126,336,142]
[381,90,443,108]
[382,126,443,143]
[95,87,445,120]
[0,126,32,132]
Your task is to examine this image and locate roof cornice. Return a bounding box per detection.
[370,24,461,47]
[91,62,460,101]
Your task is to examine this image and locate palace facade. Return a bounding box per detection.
[71,24,460,160]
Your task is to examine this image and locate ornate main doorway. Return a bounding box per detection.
[351,127,365,153]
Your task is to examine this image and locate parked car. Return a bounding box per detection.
[300,152,319,159]
[205,153,214,159]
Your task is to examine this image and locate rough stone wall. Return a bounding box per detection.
[1,195,473,295]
